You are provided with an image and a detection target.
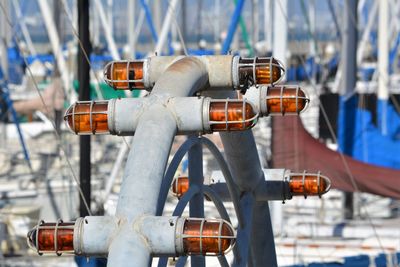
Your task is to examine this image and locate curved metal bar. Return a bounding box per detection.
[176,256,188,267]
[203,186,231,223]
[218,255,230,267]
[201,137,244,228]
[172,185,200,216]
[203,185,240,263]
[156,258,168,267]
[157,186,199,267]
[156,136,200,216]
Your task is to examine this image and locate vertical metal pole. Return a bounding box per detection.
[78,0,92,217]
[107,0,113,38]
[252,0,259,50]
[153,0,162,33]
[221,0,246,54]
[154,0,180,55]
[128,0,136,58]
[182,0,187,41]
[93,0,120,60]
[214,0,220,44]
[273,0,288,73]
[0,0,9,80]
[309,0,317,83]
[339,0,358,220]
[107,106,177,266]
[12,0,37,56]
[220,131,277,267]
[196,0,203,44]
[264,0,272,52]
[54,0,63,47]
[188,138,205,267]
[107,57,207,266]
[53,0,63,134]
[378,0,389,135]
[92,3,100,48]
[38,0,70,94]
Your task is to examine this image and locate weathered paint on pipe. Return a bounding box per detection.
[107,56,209,266]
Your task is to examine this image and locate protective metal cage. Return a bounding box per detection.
[287,171,331,198]
[64,100,109,135]
[265,85,310,115]
[103,60,145,90]
[237,57,285,88]
[206,99,259,131]
[178,218,236,256]
[27,219,75,256]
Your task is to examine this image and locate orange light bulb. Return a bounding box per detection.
[104,61,145,90]
[182,219,235,255]
[64,101,109,135]
[171,176,189,198]
[266,86,309,115]
[238,57,284,88]
[289,172,331,197]
[209,100,257,131]
[27,221,75,255]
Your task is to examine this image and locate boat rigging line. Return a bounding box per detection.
[0,0,92,216]
[276,0,386,255]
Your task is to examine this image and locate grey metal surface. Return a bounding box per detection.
[232,192,254,267]
[109,97,206,135]
[156,136,199,216]
[115,105,176,219]
[205,88,278,266]
[74,216,118,256]
[199,56,235,89]
[138,216,179,255]
[107,57,210,266]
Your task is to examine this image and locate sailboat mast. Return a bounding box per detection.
[340,0,358,220]
[78,0,92,217]
[378,0,389,135]
[0,0,9,80]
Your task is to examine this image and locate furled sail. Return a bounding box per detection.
[271,116,400,198]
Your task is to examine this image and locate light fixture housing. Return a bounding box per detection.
[205,99,258,131]
[27,219,75,256]
[234,57,285,89]
[103,60,145,90]
[64,100,110,135]
[244,85,310,116]
[176,218,236,256]
[288,171,331,198]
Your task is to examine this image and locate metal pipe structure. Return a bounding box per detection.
[203,87,277,266]
[107,57,208,266]
[34,54,294,265]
